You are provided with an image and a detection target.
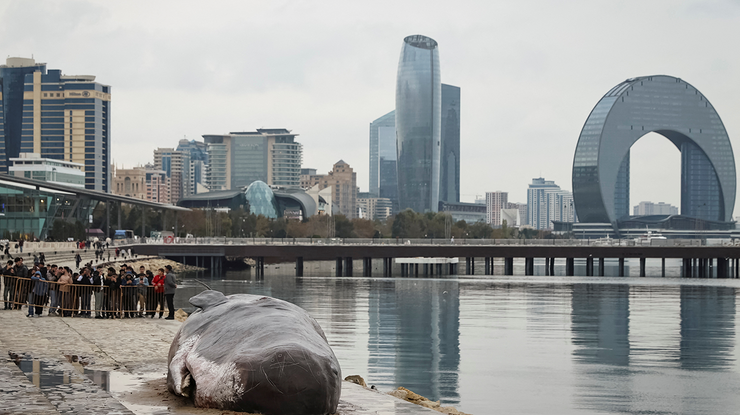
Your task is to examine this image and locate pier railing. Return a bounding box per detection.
[112,237,713,247]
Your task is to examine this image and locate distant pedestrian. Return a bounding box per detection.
[75,253,82,269]
[164,265,177,320]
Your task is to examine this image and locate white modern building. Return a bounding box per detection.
[9,153,85,188]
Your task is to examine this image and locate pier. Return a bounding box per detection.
[124,238,740,278]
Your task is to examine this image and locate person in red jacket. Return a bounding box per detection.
[151,268,166,318]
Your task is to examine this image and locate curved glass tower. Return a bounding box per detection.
[396,35,441,212]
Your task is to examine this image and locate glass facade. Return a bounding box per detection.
[0,178,96,239]
[5,66,111,192]
[440,83,460,203]
[244,180,278,218]
[369,110,395,197]
[396,34,441,213]
[0,58,47,172]
[573,75,736,225]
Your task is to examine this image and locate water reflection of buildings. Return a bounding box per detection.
[571,284,737,413]
[367,280,461,404]
[680,285,736,370]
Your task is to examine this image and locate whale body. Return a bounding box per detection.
[167,290,342,415]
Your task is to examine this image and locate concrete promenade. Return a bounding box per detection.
[0,309,440,415]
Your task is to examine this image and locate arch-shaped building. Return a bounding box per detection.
[572,75,736,228]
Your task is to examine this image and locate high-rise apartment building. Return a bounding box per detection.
[528,178,575,230]
[302,160,357,218]
[440,84,460,203]
[507,202,528,226]
[146,169,170,204]
[396,35,441,213]
[485,191,508,226]
[633,201,679,216]
[154,148,190,203]
[0,57,111,191]
[202,129,302,190]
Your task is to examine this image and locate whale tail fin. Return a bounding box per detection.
[190,290,228,310]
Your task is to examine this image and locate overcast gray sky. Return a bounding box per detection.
[2,0,739,214]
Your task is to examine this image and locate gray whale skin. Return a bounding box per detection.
[167,290,341,415]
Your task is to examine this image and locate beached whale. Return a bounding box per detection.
[167,290,342,415]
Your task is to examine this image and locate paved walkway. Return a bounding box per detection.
[0,309,439,415]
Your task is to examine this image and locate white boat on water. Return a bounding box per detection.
[635,230,667,244]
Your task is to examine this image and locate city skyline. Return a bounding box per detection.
[3,1,740,213]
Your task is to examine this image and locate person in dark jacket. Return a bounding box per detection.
[30,271,48,316]
[164,265,177,320]
[14,257,29,312]
[75,267,94,317]
[92,269,104,319]
[102,267,119,319]
[121,267,137,318]
[2,260,14,310]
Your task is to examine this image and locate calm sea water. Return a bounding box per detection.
[175,259,740,415]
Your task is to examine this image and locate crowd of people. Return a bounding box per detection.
[1,255,178,320]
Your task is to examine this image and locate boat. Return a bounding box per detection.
[635,230,667,244]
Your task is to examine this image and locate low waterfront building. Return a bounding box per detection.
[9,153,85,188]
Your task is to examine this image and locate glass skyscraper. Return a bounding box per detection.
[0,58,47,172]
[396,35,441,213]
[440,83,460,203]
[369,110,397,205]
[572,75,735,226]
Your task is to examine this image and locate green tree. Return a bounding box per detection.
[334,215,354,238]
[391,209,424,238]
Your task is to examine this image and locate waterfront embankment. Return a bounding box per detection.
[0,308,442,414]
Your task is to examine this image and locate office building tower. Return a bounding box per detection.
[176,139,208,195]
[528,177,575,230]
[154,148,191,203]
[369,110,397,208]
[440,83,460,203]
[396,34,441,213]
[0,57,47,172]
[485,191,508,226]
[633,201,679,216]
[0,58,111,191]
[302,160,357,218]
[202,129,302,190]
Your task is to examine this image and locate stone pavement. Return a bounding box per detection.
[0,309,440,415]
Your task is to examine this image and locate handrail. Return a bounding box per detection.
[1,275,167,317]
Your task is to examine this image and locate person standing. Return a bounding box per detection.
[164,265,177,320]
[46,264,59,315]
[14,257,29,313]
[151,268,166,318]
[2,260,14,310]
[75,253,82,270]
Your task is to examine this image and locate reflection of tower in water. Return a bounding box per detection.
[571,284,630,366]
[680,285,736,370]
[367,280,460,404]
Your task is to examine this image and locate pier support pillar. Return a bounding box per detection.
[586,257,594,276]
[525,258,534,276]
[549,258,555,276]
[344,257,353,276]
[363,258,372,277]
[296,257,303,277]
[504,258,514,276]
[718,258,728,278]
[437,263,443,276]
[618,258,625,277]
[484,257,491,275]
[661,258,665,277]
[599,258,605,276]
[545,258,550,276]
[566,258,575,276]
[639,258,646,277]
[336,257,343,277]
